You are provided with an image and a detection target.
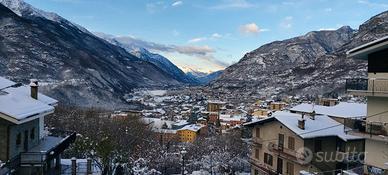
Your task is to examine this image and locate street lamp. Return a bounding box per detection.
[181,147,187,175]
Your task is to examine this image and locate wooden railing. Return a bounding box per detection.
[346,78,388,96]
[345,119,388,137]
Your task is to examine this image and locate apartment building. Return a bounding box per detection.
[206,100,226,125]
[245,111,364,175]
[346,36,388,175]
[0,77,76,175]
[177,124,204,143]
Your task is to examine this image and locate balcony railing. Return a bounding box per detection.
[20,132,76,165]
[248,157,277,175]
[346,78,388,97]
[267,142,305,164]
[345,119,388,141]
[252,137,263,148]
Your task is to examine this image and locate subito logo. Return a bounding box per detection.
[296,147,313,164]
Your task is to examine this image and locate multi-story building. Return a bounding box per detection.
[245,111,364,175]
[346,36,388,175]
[0,77,76,175]
[251,109,269,119]
[269,102,287,111]
[318,98,339,107]
[176,124,204,143]
[206,100,226,125]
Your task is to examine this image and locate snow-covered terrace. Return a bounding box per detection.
[290,102,366,119]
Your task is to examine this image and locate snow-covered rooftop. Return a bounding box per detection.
[207,100,226,104]
[219,114,245,121]
[0,77,14,89]
[0,77,57,123]
[247,111,362,141]
[178,124,204,132]
[290,102,366,119]
[141,118,175,129]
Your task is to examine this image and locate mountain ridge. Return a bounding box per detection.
[0,2,180,108]
[210,11,388,99]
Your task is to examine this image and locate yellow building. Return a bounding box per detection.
[318,98,338,106]
[347,37,388,175]
[251,109,269,118]
[269,102,287,111]
[177,124,203,143]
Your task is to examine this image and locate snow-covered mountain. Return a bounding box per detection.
[95,33,199,84]
[211,11,388,98]
[0,2,180,108]
[0,0,90,34]
[186,70,223,85]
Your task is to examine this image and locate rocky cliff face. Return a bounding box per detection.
[0,3,179,108]
[211,11,388,98]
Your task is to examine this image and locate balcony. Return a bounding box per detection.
[346,78,388,97]
[20,132,76,166]
[346,120,388,142]
[267,142,306,164]
[248,157,277,175]
[251,137,263,148]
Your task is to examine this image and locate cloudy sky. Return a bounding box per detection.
[25,0,387,73]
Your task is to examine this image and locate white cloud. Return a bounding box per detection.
[211,33,222,39]
[239,23,269,35]
[280,16,293,29]
[324,8,332,12]
[172,1,183,7]
[318,28,336,31]
[97,33,229,68]
[187,33,225,43]
[210,0,255,9]
[175,45,215,56]
[188,37,207,43]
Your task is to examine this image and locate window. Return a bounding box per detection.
[288,137,295,150]
[286,162,294,175]
[264,153,273,166]
[16,133,22,145]
[254,169,259,175]
[255,128,260,138]
[30,128,36,140]
[255,149,260,159]
[315,140,322,152]
[278,134,284,148]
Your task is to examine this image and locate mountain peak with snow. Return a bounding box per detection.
[0,0,90,33]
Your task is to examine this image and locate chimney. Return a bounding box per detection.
[311,110,316,120]
[298,115,305,130]
[30,79,38,100]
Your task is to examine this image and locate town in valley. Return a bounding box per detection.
[0,0,387,175]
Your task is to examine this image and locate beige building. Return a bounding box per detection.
[245,111,364,175]
[269,102,287,111]
[318,98,339,107]
[346,36,388,175]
